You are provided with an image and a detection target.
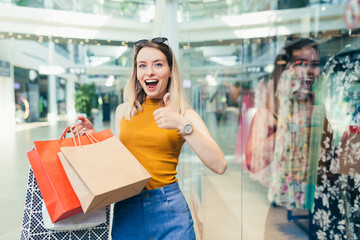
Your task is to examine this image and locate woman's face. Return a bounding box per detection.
[136,47,171,99]
[291,47,320,97]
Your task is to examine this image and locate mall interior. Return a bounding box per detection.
[1,0,360,239]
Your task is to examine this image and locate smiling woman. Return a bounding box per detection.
[69,37,227,240]
[136,47,171,99]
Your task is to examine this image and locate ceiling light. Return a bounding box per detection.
[105,75,115,87]
[39,65,66,75]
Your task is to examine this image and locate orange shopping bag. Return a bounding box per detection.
[27,127,113,223]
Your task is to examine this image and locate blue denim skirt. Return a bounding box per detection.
[111,182,196,240]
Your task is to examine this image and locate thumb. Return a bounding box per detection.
[163,93,171,107]
[77,115,87,123]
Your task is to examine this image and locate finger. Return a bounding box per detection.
[68,123,81,133]
[163,92,171,107]
[72,127,80,137]
[77,115,87,123]
[80,129,86,136]
[71,124,83,135]
[67,124,76,133]
[153,108,164,116]
[153,108,160,116]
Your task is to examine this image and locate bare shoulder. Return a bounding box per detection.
[252,107,277,127]
[115,103,128,118]
[115,103,128,138]
[254,107,274,118]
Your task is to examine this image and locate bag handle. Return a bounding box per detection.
[72,128,82,147]
[69,128,100,147]
[59,126,71,143]
[85,132,100,143]
[59,125,100,146]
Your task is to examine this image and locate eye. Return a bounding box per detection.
[138,64,146,69]
[155,63,162,67]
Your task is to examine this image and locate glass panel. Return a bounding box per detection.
[179,0,360,239]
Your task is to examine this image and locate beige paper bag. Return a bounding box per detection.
[60,136,151,213]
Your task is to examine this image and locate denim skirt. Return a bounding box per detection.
[111,182,196,240]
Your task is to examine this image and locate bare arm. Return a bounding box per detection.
[153,93,226,175]
[183,109,227,175]
[245,108,277,173]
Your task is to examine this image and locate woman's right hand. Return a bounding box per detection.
[67,115,96,136]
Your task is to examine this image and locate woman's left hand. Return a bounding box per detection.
[153,93,184,131]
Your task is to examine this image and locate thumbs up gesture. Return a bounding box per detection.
[163,92,172,109]
[153,93,182,130]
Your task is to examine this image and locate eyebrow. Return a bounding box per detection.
[137,59,164,63]
[293,58,319,62]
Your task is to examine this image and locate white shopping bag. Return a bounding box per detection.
[42,201,107,231]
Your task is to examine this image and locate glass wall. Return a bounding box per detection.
[178,0,360,239]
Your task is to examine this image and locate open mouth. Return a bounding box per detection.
[145,80,159,89]
[300,78,313,90]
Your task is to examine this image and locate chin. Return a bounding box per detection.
[146,93,162,99]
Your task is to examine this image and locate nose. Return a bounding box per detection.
[146,66,154,76]
[307,64,320,78]
[307,66,314,77]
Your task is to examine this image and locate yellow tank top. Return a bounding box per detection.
[120,97,185,190]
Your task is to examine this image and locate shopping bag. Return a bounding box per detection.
[20,167,110,240]
[28,127,113,223]
[60,135,152,213]
[42,202,106,231]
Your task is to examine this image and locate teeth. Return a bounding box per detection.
[145,80,158,83]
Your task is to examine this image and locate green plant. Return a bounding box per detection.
[75,83,97,118]
[16,0,29,7]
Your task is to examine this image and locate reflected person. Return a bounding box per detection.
[246,38,331,212]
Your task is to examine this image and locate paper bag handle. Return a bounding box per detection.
[69,129,100,147]
[59,126,72,143]
[85,132,100,143]
[59,125,98,144]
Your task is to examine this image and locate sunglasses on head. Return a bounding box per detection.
[134,37,168,47]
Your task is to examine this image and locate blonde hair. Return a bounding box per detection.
[123,41,189,120]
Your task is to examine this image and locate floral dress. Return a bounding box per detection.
[268,67,324,210]
[311,125,360,240]
[310,48,360,240]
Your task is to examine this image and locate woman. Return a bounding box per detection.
[70,37,227,240]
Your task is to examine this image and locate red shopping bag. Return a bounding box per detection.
[27,127,113,223]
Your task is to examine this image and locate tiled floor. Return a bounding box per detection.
[0,111,310,240]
